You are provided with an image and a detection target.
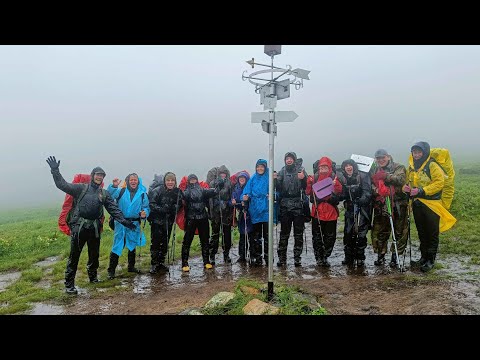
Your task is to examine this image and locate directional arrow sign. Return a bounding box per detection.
[290,68,310,80]
[251,111,298,123]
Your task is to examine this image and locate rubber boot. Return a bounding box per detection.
[107,252,119,279]
[128,249,141,274]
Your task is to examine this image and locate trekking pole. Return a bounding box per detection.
[312,194,325,254]
[218,190,224,254]
[385,195,404,272]
[405,196,413,268]
[169,190,181,268]
[348,186,359,254]
[244,205,250,263]
[301,189,308,255]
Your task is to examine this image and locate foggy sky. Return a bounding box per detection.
[1,45,479,210]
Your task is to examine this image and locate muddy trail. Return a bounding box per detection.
[62,226,480,315]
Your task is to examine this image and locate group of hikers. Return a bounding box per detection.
[46,140,456,295]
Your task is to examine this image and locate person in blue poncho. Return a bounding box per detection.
[241,159,270,266]
[106,173,150,279]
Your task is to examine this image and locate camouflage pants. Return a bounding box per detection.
[371,203,408,255]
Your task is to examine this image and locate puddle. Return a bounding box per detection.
[114,225,480,299]
[26,303,64,315]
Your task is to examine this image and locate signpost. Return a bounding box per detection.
[242,45,310,301]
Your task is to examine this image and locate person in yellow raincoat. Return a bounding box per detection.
[403,141,456,272]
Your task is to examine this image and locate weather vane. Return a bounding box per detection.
[242,45,310,301]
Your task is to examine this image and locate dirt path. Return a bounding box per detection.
[64,227,480,315]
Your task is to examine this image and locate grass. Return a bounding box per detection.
[0,207,239,314]
[201,277,327,315]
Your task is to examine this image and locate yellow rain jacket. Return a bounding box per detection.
[407,155,456,233]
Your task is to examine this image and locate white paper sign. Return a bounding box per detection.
[351,154,375,173]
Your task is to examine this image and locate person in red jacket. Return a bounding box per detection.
[306,157,342,267]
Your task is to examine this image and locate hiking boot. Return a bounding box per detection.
[253,257,263,266]
[158,263,169,272]
[223,254,232,264]
[149,265,159,274]
[65,286,78,295]
[107,271,115,280]
[205,263,213,270]
[321,258,331,267]
[411,257,427,267]
[128,267,142,274]
[294,258,302,267]
[420,260,435,272]
[237,257,247,264]
[277,260,286,267]
[356,259,365,267]
[374,254,385,266]
[389,253,398,267]
[89,276,100,283]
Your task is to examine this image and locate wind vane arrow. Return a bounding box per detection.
[245,59,285,70]
[290,68,310,80]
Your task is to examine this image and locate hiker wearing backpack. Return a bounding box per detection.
[208,166,234,265]
[231,171,253,263]
[181,174,218,272]
[147,172,183,274]
[275,152,308,267]
[335,159,372,267]
[241,159,270,266]
[370,149,409,267]
[306,157,342,267]
[46,156,136,295]
[403,141,456,272]
[106,173,150,279]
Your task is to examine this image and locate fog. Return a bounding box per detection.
[1,45,479,209]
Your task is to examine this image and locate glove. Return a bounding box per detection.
[402,184,411,193]
[123,220,137,230]
[372,170,387,183]
[217,179,225,189]
[410,187,424,197]
[46,156,60,171]
[377,180,391,197]
[347,184,360,197]
[327,194,338,205]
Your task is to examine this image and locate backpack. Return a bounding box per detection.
[148,174,164,197]
[58,174,105,236]
[177,175,210,234]
[230,170,250,185]
[409,148,455,210]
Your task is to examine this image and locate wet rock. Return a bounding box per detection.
[179,308,204,315]
[34,256,59,268]
[240,286,260,296]
[204,292,235,309]
[0,271,21,292]
[292,293,322,310]
[243,299,280,315]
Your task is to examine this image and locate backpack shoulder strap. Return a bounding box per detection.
[100,189,108,204]
[117,187,126,202]
[77,184,89,205]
